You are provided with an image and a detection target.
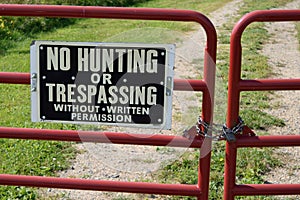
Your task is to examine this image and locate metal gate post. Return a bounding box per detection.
[0,4,217,199]
[225,10,300,200]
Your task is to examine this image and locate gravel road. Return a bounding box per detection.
[261,1,300,199]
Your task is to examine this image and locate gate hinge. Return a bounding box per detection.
[31,73,37,92]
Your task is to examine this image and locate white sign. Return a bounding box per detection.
[30,41,175,129]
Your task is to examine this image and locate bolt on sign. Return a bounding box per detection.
[30,41,175,129]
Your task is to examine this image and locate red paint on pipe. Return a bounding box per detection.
[224,142,238,200]
[240,79,300,91]
[0,72,30,84]
[0,127,203,148]
[236,135,300,148]
[0,174,201,196]
[233,184,300,196]
[174,79,207,91]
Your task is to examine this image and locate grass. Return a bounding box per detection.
[0,139,76,200]
[139,0,232,11]
[0,0,295,199]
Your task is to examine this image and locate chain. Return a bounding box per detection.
[220,117,244,142]
[193,117,245,142]
[195,117,223,140]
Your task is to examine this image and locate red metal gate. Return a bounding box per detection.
[224,10,300,199]
[0,4,216,200]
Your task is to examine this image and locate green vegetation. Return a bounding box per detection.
[139,0,232,11]
[0,15,76,55]
[158,146,281,199]
[0,0,152,55]
[0,0,294,199]
[0,140,76,200]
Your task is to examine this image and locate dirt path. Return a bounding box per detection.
[261,0,300,197]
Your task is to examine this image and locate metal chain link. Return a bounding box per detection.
[195,117,223,140]
[220,117,244,142]
[195,117,245,141]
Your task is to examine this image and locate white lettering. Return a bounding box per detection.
[108,86,118,104]
[67,84,76,103]
[133,49,145,73]
[47,47,58,70]
[87,85,97,103]
[146,50,158,73]
[147,87,157,105]
[115,49,126,72]
[59,47,70,71]
[97,85,107,103]
[45,84,158,105]
[46,83,55,102]
[56,84,66,102]
[102,73,112,84]
[77,85,87,103]
[78,48,89,71]
[102,49,113,72]
[90,73,101,84]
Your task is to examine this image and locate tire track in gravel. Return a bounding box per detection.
[261,0,300,198]
[40,1,245,199]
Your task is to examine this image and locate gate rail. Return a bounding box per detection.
[225,10,300,200]
[0,4,217,200]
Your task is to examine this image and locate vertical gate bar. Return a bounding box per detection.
[224,142,237,200]
[224,8,245,200]
[0,4,217,199]
[198,47,216,199]
[226,40,242,128]
[198,151,211,200]
[225,10,300,199]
